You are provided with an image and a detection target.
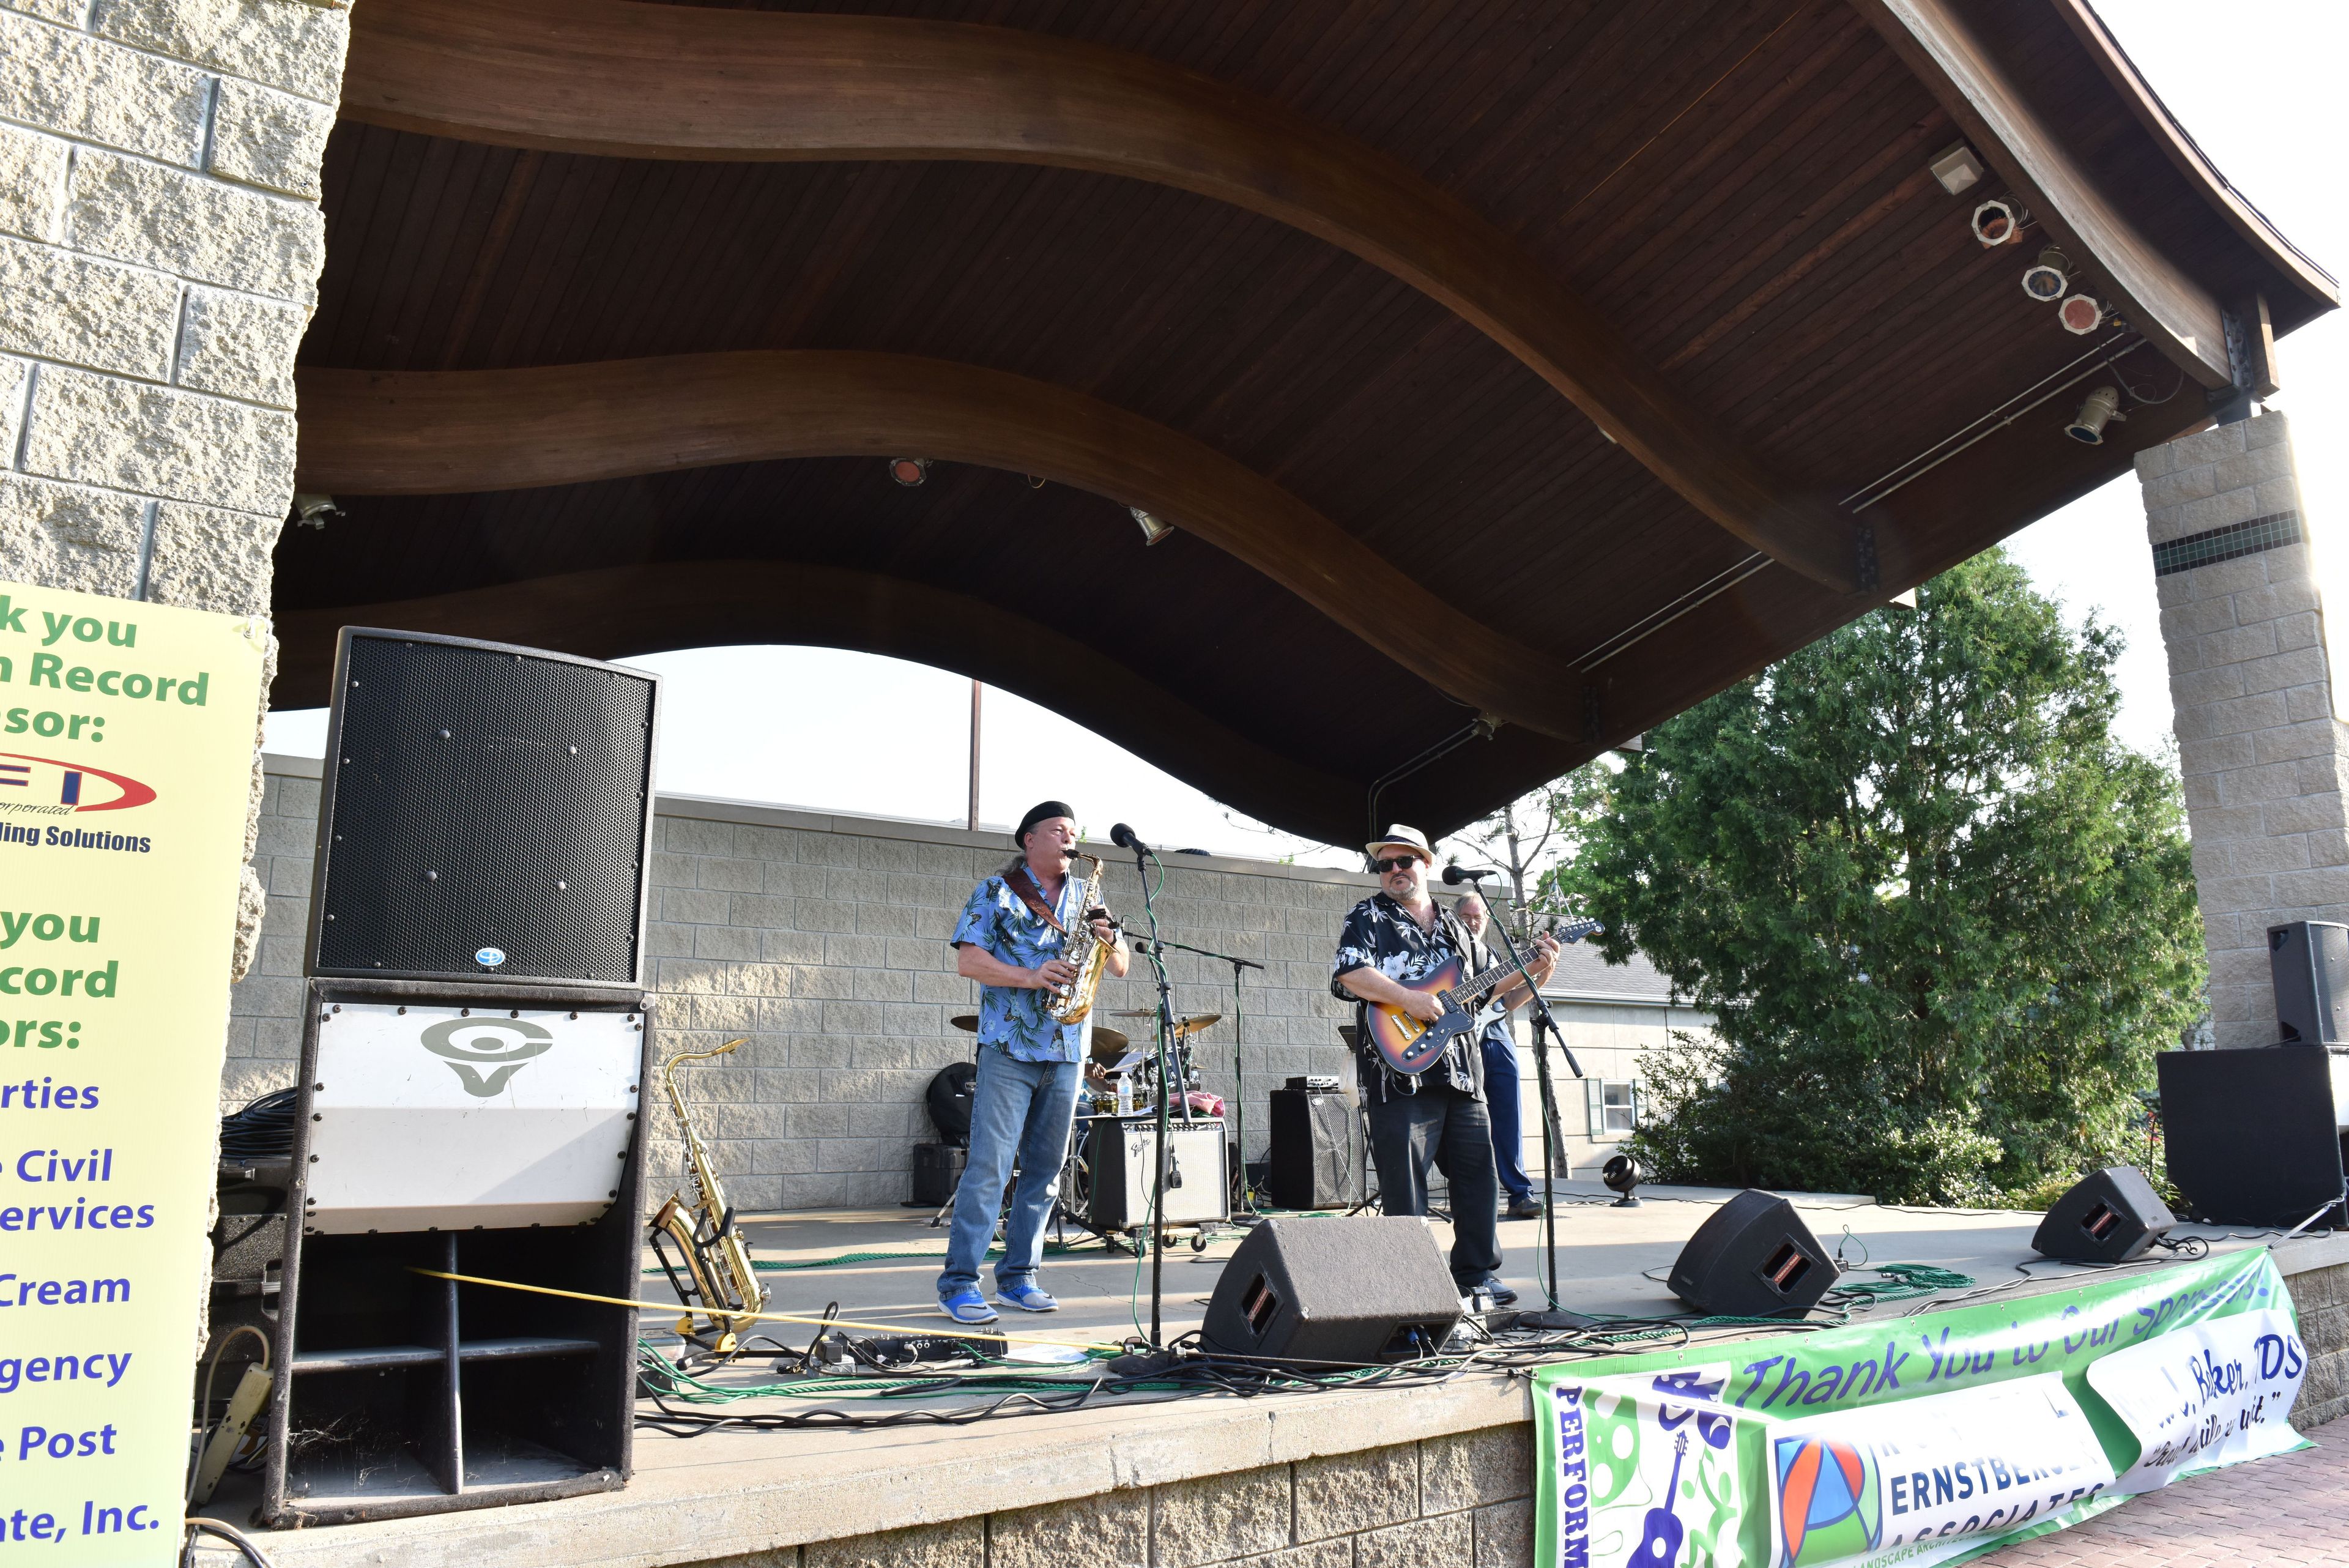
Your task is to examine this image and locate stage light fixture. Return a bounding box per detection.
[1130,507,1175,546]
[2058,294,2104,335]
[1601,1153,1642,1208]
[2065,385,2126,445]
[1971,198,2022,247]
[888,458,930,487]
[2021,248,2069,302]
[290,492,341,530]
[1928,142,1984,196]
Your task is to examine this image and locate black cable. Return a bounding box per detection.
[217,1087,300,1165]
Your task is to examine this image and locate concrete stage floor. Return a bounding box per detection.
[196,1187,2340,1567]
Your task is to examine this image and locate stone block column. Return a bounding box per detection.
[0,0,352,972]
[2140,411,2349,1047]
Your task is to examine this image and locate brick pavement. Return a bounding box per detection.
[1981,1416,2345,1566]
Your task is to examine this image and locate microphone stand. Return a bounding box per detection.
[1124,839,1178,1347]
[1474,878,1584,1328]
[1140,935,1264,1219]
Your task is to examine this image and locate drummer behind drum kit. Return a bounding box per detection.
[945,1006,1235,1250]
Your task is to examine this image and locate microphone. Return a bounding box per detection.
[1442,864,1497,885]
[1110,822,1154,855]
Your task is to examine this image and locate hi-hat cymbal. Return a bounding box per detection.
[951,1014,980,1033]
[1087,1026,1131,1064]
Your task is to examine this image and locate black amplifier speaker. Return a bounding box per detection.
[2032,1166,2174,1263]
[1268,1086,1357,1209]
[2158,1047,2347,1227]
[2271,920,2349,1045]
[306,628,659,989]
[1201,1216,1461,1364]
[1667,1191,1836,1317]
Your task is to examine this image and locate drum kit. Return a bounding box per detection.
[946,1008,1231,1250]
[948,1009,1223,1108]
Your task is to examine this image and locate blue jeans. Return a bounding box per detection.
[1481,1030,1533,1205]
[937,1046,1083,1297]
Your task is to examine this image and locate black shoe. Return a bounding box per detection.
[1504,1196,1544,1220]
[1472,1277,1519,1307]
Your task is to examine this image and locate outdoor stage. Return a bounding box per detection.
[188,1188,2349,1568]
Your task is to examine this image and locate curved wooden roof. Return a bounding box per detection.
[281,0,2331,845]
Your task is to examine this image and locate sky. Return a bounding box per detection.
[265,2,2348,873]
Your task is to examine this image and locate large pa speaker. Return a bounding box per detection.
[1667,1191,1836,1317]
[2032,1166,2174,1263]
[306,628,658,989]
[2270,920,2349,1044]
[2159,1047,2347,1227]
[1268,1088,1357,1209]
[1201,1215,1461,1364]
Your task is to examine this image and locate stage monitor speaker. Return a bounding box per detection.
[1268,1087,1357,1209]
[1667,1191,1836,1317]
[2270,920,2349,1044]
[2031,1166,2174,1263]
[1201,1216,1461,1364]
[2159,1047,2347,1227]
[307,628,658,989]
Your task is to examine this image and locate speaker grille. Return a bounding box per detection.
[312,634,655,985]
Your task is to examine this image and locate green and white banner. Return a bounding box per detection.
[1534,1248,2306,1567]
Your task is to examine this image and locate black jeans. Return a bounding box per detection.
[1366,1085,1502,1290]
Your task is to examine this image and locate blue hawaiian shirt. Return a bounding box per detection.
[951,869,1096,1064]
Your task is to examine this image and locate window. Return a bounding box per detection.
[1585,1080,1639,1136]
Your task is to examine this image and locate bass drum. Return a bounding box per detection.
[925,1060,977,1146]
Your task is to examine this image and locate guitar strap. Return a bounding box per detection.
[1007,866,1069,935]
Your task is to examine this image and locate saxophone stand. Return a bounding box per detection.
[1477,880,1587,1331]
[1140,935,1264,1220]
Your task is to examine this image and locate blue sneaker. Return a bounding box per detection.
[939,1287,998,1325]
[995,1282,1058,1313]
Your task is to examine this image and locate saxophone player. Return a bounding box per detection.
[937,801,1127,1325]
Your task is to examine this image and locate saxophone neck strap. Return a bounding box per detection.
[1009,866,1069,934]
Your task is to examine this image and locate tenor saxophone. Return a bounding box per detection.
[648,1037,768,1359]
[1046,853,1115,1025]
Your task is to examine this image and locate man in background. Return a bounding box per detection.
[1453,892,1543,1221]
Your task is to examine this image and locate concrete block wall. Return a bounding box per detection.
[228,760,1378,1211]
[0,0,350,972]
[2139,411,2344,1047]
[228,756,1700,1208]
[694,1425,1534,1568]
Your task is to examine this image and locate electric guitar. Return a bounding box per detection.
[1360,917,1601,1074]
[1636,1431,1690,1568]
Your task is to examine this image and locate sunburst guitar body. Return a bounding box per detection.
[1353,912,1606,1072]
[1361,917,1601,1074]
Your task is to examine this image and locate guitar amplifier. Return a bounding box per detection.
[1086,1115,1229,1230]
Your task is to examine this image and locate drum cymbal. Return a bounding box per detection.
[1088,1025,1131,1064]
[1171,1012,1222,1039]
[1109,1008,1156,1018]
[951,1014,980,1033]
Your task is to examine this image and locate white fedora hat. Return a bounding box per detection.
[1363,823,1436,863]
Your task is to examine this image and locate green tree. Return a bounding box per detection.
[1546,551,2203,1205]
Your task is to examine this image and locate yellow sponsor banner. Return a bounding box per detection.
[0,581,265,1562]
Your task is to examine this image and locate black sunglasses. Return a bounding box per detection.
[1370,855,1424,874]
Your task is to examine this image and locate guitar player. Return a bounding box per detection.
[1330,825,1560,1304]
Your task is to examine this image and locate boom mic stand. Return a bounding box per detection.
[1138,934,1264,1220]
[1474,875,1586,1329]
[1116,828,1179,1349]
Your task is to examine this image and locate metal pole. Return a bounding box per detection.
[967,680,982,831]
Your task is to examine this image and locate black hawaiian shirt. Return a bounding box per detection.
[1330,892,1483,1103]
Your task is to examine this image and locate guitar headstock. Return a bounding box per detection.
[1545,916,1604,945]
